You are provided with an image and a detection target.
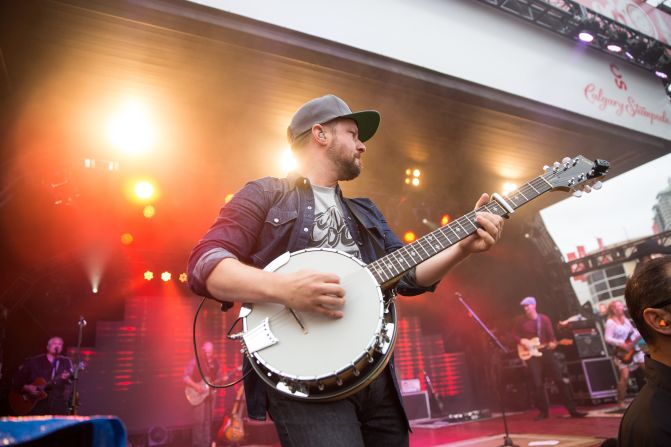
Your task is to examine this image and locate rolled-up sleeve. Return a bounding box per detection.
[187,181,269,302]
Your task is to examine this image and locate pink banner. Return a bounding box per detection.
[571,0,671,45]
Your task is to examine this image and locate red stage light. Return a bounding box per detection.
[178,273,188,283]
[144,271,154,281]
[403,231,416,243]
[143,205,156,218]
[120,232,134,245]
[161,271,171,282]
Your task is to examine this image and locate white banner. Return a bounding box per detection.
[188,0,671,140]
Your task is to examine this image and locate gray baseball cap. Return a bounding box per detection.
[520,296,537,306]
[287,94,380,144]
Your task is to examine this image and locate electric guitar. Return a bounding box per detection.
[517,337,574,361]
[614,333,645,364]
[185,378,221,406]
[218,385,245,443]
[238,156,609,401]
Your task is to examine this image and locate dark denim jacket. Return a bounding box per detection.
[187,173,437,421]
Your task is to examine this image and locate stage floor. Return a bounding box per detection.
[408,404,622,447]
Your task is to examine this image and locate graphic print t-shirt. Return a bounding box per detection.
[308,184,361,259]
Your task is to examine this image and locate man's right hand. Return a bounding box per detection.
[23,384,40,396]
[278,270,346,319]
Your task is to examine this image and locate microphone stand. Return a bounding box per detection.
[68,316,87,415]
[423,370,445,417]
[457,294,518,447]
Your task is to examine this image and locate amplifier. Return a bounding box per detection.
[574,329,607,358]
[567,358,617,404]
[401,391,431,421]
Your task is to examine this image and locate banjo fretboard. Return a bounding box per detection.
[366,176,553,286]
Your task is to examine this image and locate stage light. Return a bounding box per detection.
[134,181,155,201]
[224,193,234,204]
[161,271,172,282]
[654,55,671,80]
[575,17,601,43]
[179,273,188,283]
[604,27,627,53]
[405,168,421,187]
[502,182,517,195]
[107,99,157,156]
[280,148,297,174]
[144,271,154,281]
[403,231,416,243]
[120,232,134,246]
[143,205,156,219]
[440,214,451,226]
[92,287,98,294]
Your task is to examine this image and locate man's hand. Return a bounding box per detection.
[278,270,346,319]
[547,341,558,350]
[458,193,504,254]
[23,384,40,397]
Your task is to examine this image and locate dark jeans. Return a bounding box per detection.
[267,369,408,447]
[526,352,576,415]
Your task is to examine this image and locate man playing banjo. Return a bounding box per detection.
[187,94,504,447]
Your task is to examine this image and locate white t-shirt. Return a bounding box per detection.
[308,185,361,259]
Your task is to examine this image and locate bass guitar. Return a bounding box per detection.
[238,156,609,401]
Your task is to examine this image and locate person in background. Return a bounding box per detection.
[11,336,73,415]
[512,296,587,420]
[604,300,645,408]
[184,341,221,447]
[619,256,671,446]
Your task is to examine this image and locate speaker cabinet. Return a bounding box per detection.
[401,391,431,421]
[567,358,617,404]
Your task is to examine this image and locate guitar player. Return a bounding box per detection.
[10,336,73,415]
[513,296,587,420]
[183,340,221,447]
[604,300,646,408]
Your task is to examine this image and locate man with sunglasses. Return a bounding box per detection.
[619,256,671,446]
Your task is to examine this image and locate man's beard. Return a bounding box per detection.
[327,141,361,181]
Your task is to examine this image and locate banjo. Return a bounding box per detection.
[238,155,609,401]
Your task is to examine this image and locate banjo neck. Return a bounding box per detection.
[365,176,553,287]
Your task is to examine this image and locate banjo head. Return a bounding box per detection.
[243,248,384,382]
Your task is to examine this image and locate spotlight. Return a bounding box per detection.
[161,271,172,282]
[224,193,235,204]
[440,214,451,226]
[404,168,421,187]
[92,287,98,294]
[403,231,416,243]
[179,273,188,283]
[654,55,671,80]
[120,232,134,246]
[575,17,601,43]
[143,205,156,219]
[604,27,628,53]
[144,271,154,281]
[134,181,155,201]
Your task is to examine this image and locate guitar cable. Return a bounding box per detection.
[192,297,251,389]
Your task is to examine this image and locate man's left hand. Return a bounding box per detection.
[458,193,504,254]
